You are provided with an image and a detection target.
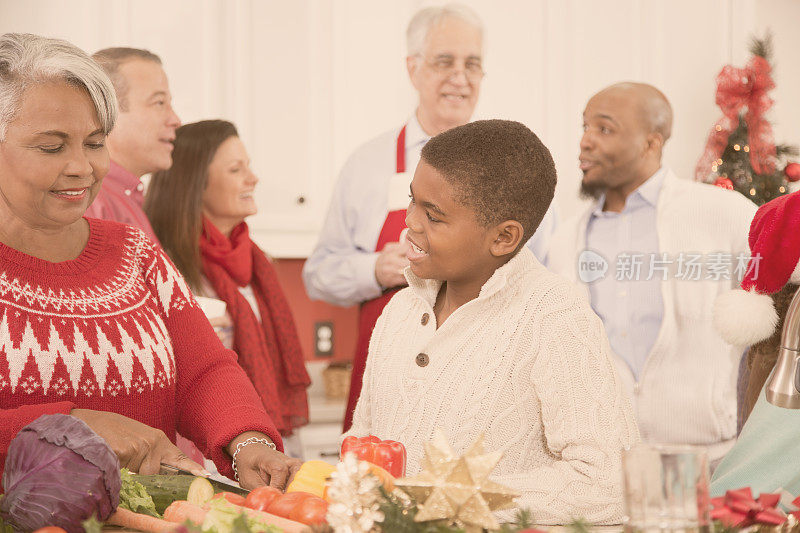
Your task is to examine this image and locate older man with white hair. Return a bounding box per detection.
[303,4,555,431]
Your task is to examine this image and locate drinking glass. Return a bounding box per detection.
[621,443,710,533]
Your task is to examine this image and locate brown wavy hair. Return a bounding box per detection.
[144,119,238,291]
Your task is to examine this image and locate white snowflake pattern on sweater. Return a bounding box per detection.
[0,224,194,397]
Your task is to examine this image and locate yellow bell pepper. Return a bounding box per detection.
[286,460,336,498]
[364,463,394,492]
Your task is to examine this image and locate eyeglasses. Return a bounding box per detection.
[418,54,485,81]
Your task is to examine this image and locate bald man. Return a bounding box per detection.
[548,83,756,465]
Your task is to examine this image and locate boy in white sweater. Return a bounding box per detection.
[346,120,639,524]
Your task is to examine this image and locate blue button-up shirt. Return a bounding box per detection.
[586,168,666,380]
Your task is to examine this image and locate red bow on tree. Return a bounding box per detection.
[695,55,777,180]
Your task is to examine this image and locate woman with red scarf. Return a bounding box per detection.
[144,120,310,448]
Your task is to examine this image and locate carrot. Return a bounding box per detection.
[163,500,309,533]
[163,500,208,525]
[106,507,179,532]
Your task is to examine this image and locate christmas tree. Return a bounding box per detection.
[695,34,799,205]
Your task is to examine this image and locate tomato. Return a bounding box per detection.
[244,486,283,511]
[33,528,67,533]
[266,491,312,518]
[289,496,328,525]
[211,491,248,507]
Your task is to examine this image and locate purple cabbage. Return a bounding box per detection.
[1,414,121,533]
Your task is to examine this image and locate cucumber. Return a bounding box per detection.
[187,476,215,506]
[127,474,195,514]
[127,474,248,514]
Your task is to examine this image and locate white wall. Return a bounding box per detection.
[1,0,798,257]
[755,0,800,168]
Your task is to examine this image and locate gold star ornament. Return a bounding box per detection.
[395,431,519,532]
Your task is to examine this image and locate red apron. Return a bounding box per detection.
[343,125,408,432]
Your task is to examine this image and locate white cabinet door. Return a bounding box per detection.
[6,0,795,260]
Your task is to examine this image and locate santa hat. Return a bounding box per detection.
[713,190,800,346]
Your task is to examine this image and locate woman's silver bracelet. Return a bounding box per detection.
[231,436,276,482]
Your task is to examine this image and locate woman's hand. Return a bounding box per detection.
[71,409,207,476]
[228,431,302,490]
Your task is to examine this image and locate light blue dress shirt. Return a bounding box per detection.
[586,168,666,380]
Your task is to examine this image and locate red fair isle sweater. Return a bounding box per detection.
[0,219,281,479]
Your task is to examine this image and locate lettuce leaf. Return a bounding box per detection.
[119,468,161,518]
[202,499,281,533]
[81,514,104,533]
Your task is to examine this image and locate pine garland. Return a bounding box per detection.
[497,509,535,532]
[375,486,546,533]
[377,486,464,532]
[750,32,773,60]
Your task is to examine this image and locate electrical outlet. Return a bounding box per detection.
[314,321,334,357]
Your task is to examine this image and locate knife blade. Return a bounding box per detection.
[159,463,249,497]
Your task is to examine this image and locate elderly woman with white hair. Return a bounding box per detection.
[0,32,300,490]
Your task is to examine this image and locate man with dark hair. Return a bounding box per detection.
[548,82,756,466]
[85,47,181,242]
[303,5,556,432]
[346,119,637,525]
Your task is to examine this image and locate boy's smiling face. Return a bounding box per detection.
[405,161,499,286]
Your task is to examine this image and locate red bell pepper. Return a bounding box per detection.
[340,435,406,478]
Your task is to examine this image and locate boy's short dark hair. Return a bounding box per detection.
[421,119,556,249]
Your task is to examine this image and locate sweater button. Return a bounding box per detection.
[421,313,430,325]
[415,353,429,367]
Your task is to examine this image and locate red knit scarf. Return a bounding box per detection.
[200,218,309,435]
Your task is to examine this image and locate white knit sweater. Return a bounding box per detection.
[547,170,757,462]
[347,248,640,524]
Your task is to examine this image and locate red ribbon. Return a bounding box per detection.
[695,55,777,181]
[710,488,788,527]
